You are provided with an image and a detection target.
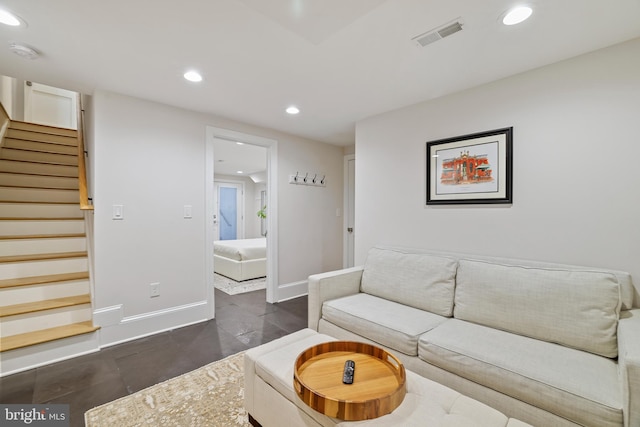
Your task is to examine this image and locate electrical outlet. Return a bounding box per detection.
[150,282,160,298]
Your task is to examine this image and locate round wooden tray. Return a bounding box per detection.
[293,341,406,421]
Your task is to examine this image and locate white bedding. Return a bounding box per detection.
[214,238,266,261]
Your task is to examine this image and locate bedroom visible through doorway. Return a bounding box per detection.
[206,126,278,314]
[212,139,266,291]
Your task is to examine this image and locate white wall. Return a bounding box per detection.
[0,75,25,120]
[277,137,344,285]
[355,37,640,306]
[90,91,344,346]
[0,75,13,117]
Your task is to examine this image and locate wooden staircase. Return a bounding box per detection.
[0,120,99,355]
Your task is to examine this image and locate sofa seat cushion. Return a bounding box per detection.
[361,247,458,316]
[454,259,622,358]
[418,319,622,427]
[322,293,447,356]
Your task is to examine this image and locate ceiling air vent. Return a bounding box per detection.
[412,19,464,47]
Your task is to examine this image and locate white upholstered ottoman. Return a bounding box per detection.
[244,329,531,427]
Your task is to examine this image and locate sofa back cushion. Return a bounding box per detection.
[454,259,622,358]
[361,247,457,317]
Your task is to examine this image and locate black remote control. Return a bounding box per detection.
[342,360,355,384]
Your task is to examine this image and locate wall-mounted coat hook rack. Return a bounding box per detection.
[289,172,326,187]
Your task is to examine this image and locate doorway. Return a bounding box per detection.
[343,155,355,267]
[24,81,78,129]
[205,127,278,319]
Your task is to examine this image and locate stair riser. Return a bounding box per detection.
[0,257,88,280]
[5,129,77,146]
[0,237,86,256]
[0,187,79,203]
[0,173,79,189]
[0,160,78,177]
[0,305,92,337]
[0,280,90,306]
[9,122,77,137]
[0,220,85,235]
[0,203,83,218]
[1,149,77,166]
[3,138,77,155]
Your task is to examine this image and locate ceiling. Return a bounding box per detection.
[1,0,640,146]
[213,137,267,178]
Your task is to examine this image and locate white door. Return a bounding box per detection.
[24,81,77,129]
[344,155,355,267]
[215,182,244,240]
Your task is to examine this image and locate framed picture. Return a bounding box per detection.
[426,127,512,205]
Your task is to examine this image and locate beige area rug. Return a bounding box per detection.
[214,273,266,295]
[85,352,249,427]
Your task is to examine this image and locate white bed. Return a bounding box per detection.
[214,238,266,282]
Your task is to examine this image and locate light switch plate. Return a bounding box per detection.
[150,282,160,297]
[184,205,192,219]
[113,205,124,220]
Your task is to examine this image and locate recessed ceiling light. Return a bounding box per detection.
[184,70,203,82]
[0,9,21,26]
[236,142,244,145]
[236,170,244,174]
[502,6,533,25]
[286,106,300,115]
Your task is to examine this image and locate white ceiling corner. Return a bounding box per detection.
[236,0,389,44]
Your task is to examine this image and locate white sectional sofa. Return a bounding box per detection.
[308,246,640,427]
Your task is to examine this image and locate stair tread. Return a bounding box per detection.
[5,130,78,147]
[0,159,78,178]
[0,149,78,166]
[0,170,78,178]
[0,272,89,289]
[0,233,85,240]
[9,121,78,137]
[0,185,80,191]
[0,321,99,352]
[0,217,83,221]
[0,294,91,317]
[0,251,87,263]
[0,184,78,193]
[0,185,79,191]
[3,138,78,153]
[1,146,78,156]
[0,170,78,179]
[0,200,79,205]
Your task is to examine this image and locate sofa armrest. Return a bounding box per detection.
[618,309,640,427]
[308,266,364,331]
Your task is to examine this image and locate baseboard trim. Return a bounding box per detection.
[93,304,123,326]
[97,300,209,348]
[277,280,308,302]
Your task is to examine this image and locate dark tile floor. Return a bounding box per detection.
[0,288,308,427]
